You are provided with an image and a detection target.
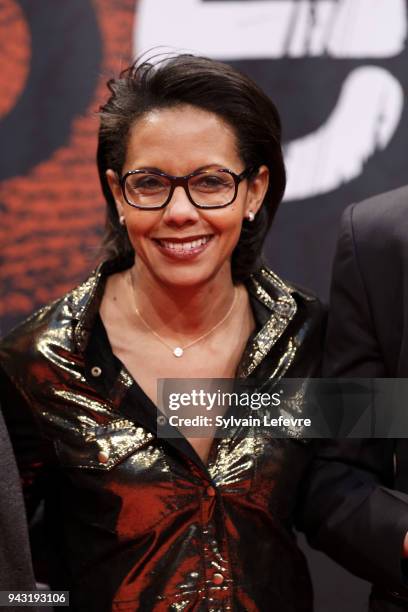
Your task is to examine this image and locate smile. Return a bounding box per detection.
[153,235,214,259]
[158,235,212,251]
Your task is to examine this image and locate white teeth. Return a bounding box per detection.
[159,236,211,251]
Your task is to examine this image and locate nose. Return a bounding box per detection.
[162,185,200,226]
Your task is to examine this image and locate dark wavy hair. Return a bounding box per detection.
[97,53,286,282]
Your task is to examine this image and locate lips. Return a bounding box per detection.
[153,234,214,258]
[156,235,212,251]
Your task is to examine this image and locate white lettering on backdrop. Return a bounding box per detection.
[135,0,406,200]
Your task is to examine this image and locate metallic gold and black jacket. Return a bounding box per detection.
[0,258,324,612]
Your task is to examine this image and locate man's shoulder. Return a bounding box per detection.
[345,184,408,242]
[334,186,408,327]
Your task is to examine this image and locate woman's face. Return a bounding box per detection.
[107,105,269,289]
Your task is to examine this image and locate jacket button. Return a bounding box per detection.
[98,450,110,464]
[91,366,102,377]
[206,486,216,497]
[212,573,224,585]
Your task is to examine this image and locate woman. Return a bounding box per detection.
[0,55,324,611]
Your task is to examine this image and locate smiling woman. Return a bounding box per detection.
[104,104,266,291]
[0,54,325,611]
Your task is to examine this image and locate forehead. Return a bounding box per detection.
[124,105,242,172]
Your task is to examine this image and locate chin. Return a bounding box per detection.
[155,270,215,289]
[152,260,231,290]
[135,250,232,290]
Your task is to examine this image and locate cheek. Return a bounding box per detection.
[124,223,150,256]
[212,208,245,241]
[125,214,157,243]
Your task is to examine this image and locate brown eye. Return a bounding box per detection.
[127,174,168,193]
[190,173,233,193]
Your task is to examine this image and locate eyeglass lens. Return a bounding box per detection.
[124,170,236,208]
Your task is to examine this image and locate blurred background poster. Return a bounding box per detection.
[1,1,407,609]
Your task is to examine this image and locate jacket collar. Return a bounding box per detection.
[238,268,297,377]
[70,257,298,374]
[72,257,133,353]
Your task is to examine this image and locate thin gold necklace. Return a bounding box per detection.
[129,270,238,358]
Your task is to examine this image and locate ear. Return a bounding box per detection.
[244,165,269,218]
[106,169,125,220]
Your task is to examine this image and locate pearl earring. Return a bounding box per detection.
[247,211,255,222]
[119,215,125,226]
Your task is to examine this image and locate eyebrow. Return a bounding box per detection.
[130,164,229,174]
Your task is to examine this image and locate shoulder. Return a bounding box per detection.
[334,185,408,287]
[0,267,100,383]
[251,266,326,326]
[248,266,325,377]
[342,184,408,247]
[259,265,323,307]
[286,279,326,340]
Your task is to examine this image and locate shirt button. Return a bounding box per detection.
[206,486,216,497]
[98,450,110,464]
[91,366,102,377]
[212,573,224,585]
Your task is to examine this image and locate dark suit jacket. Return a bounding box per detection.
[0,406,36,600]
[298,185,408,611]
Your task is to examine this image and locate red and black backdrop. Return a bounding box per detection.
[0,0,135,333]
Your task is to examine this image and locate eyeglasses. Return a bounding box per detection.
[120,166,256,210]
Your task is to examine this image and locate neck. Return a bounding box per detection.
[130,261,237,338]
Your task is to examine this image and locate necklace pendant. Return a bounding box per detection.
[173,347,184,358]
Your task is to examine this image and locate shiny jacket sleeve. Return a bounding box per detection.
[297,203,408,593]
